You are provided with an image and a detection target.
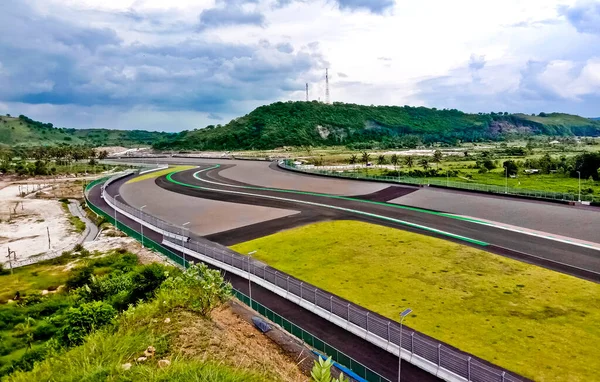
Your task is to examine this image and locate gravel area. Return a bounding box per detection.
[391,188,600,243]
[119,178,300,236]
[0,185,80,262]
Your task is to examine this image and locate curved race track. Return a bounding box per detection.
[148,162,600,282]
[100,158,600,382]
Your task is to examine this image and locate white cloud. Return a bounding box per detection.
[3,0,600,129]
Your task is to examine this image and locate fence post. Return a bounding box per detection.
[502,371,506,382]
[286,276,290,291]
[347,303,350,321]
[467,357,471,381]
[387,322,390,342]
[330,296,333,312]
[411,332,414,353]
[314,288,317,305]
[366,312,369,331]
[300,282,303,299]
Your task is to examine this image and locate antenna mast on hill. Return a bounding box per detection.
[325,68,330,104]
[306,83,309,102]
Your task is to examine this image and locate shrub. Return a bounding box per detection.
[65,266,93,290]
[159,263,232,317]
[32,320,59,341]
[57,301,116,347]
[311,356,349,382]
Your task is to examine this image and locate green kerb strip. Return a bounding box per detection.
[165,167,489,247]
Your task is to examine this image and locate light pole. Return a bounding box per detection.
[577,171,581,202]
[114,194,120,231]
[181,222,190,268]
[140,205,147,248]
[398,308,412,382]
[247,250,257,302]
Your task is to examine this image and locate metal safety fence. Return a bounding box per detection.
[84,184,386,382]
[181,237,522,382]
[280,161,597,203]
[86,173,523,382]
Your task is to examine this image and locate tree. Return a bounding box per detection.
[432,150,443,168]
[405,156,414,168]
[572,152,600,180]
[419,158,429,170]
[348,154,357,165]
[377,155,386,165]
[361,151,370,167]
[97,150,109,160]
[390,154,399,170]
[503,160,519,176]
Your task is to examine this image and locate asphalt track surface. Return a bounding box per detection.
[88,175,441,382]
[158,164,600,282]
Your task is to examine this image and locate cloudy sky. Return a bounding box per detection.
[0,0,599,131]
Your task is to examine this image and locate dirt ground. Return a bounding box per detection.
[0,185,80,262]
[174,306,309,382]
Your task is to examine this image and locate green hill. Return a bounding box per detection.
[153,102,600,150]
[0,115,174,147]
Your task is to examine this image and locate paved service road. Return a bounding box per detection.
[156,164,600,282]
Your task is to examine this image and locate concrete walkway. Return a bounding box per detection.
[67,199,98,242]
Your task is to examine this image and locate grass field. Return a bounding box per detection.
[231,221,600,382]
[0,263,68,303]
[126,166,196,184]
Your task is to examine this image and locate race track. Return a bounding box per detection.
[148,162,600,282]
[97,158,600,381]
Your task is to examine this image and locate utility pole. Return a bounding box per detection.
[577,170,581,202]
[7,248,16,275]
[47,227,51,249]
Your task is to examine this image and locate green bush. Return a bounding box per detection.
[65,266,93,290]
[159,263,231,317]
[57,301,116,347]
[33,321,59,341]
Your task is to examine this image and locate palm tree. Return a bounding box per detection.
[390,154,399,171]
[349,154,358,165]
[361,151,370,167]
[433,150,443,168]
[377,155,386,166]
[419,158,430,170]
[405,156,414,169]
[361,151,371,175]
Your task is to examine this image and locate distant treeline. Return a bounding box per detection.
[153,102,600,151]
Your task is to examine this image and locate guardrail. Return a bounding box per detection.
[279,161,596,203]
[84,179,386,381]
[88,173,523,382]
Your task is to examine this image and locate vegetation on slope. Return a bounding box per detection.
[153,102,600,150]
[0,115,174,148]
[232,220,600,382]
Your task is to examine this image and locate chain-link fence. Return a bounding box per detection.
[233,289,390,382]
[87,172,523,382]
[280,161,597,203]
